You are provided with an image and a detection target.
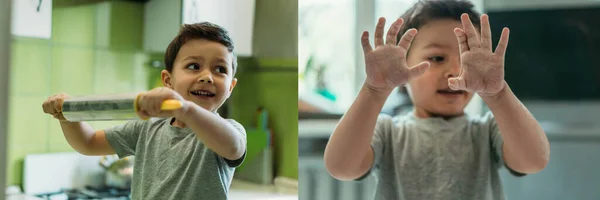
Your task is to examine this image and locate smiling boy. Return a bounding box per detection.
[42,22,246,200]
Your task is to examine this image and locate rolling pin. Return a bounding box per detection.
[60,93,182,122]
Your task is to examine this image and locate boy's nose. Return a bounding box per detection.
[445,60,461,78]
[198,75,214,84]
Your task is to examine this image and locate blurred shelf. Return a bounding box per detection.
[298,119,339,139]
[298,112,343,120]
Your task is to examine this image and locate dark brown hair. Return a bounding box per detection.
[396,0,481,46]
[164,22,238,76]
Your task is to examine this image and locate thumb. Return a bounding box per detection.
[448,77,466,90]
[54,113,67,121]
[408,61,430,79]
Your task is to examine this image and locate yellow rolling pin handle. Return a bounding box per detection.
[134,94,183,120]
[161,99,183,110]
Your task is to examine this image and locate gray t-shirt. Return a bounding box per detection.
[104,117,246,200]
[361,111,523,200]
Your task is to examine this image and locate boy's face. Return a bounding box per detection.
[162,39,237,112]
[406,19,474,118]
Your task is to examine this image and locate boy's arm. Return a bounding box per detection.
[43,93,116,156]
[324,17,428,181]
[449,14,549,174]
[324,85,390,181]
[482,81,550,174]
[59,121,115,156]
[176,101,246,161]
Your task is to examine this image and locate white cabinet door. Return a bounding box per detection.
[11,0,52,39]
[143,0,182,53]
[182,0,255,57]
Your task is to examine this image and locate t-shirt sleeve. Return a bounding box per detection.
[104,120,145,159]
[221,119,247,168]
[486,112,526,177]
[356,114,392,180]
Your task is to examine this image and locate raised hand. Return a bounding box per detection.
[42,93,71,121]
[362,17,430,92]
[136,87,187,119]
[449,13,510,97]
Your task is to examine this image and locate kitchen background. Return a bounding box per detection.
[299,0,600,200]
[3,0,298,199]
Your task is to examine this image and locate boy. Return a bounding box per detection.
[323,0,550,199]
[42,22,246,200]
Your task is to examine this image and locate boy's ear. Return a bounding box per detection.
[227,78,237,98]
[161,70,172,88]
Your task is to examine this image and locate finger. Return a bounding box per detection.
[47,98,58,114]
[150,97,165,116]
[43,95,58,114]
[53,98,64,113]
[480,14,492,51]
[408,61,430,79]
[448,77,467,90]
[137,110,150,120]
[454,28,468,53]
[374,17,386,47]
[361,31,373,53]
[397,28,418,53]
[461,13,480,48]
[42,100,52,114]
[494,27,510,57]
[136,92,147,108]
[143,98,158,116]
[386,18,404,45]
[136,93,150,117]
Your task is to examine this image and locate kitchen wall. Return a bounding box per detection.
[230,0,299,179]
[6,1,148,186]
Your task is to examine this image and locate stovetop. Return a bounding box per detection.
[35,185,131,200]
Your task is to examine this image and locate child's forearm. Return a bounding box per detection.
[481,81,550,174]
[324,84,392,180]
[59,121,97,154]
[177,102,245,161]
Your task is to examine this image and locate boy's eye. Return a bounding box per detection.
[186,63,200,70]
[216,66,227,74]
[428,56,444,62]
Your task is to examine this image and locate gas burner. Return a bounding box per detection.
[35,185,131,200]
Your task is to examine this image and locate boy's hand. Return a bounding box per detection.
[449,13,510,97]
[137,87,188,119]
[362,17,430,93]
[42,93,70,121]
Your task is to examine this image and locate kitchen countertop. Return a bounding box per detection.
[5,179,297,200]
[5,194,43,200]
[229,179,298,200]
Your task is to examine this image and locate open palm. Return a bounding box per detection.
[362,17,430,92]
[449,14,510,97]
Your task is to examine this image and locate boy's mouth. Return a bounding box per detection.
[437,89,466,94]
[190,90,216,97]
